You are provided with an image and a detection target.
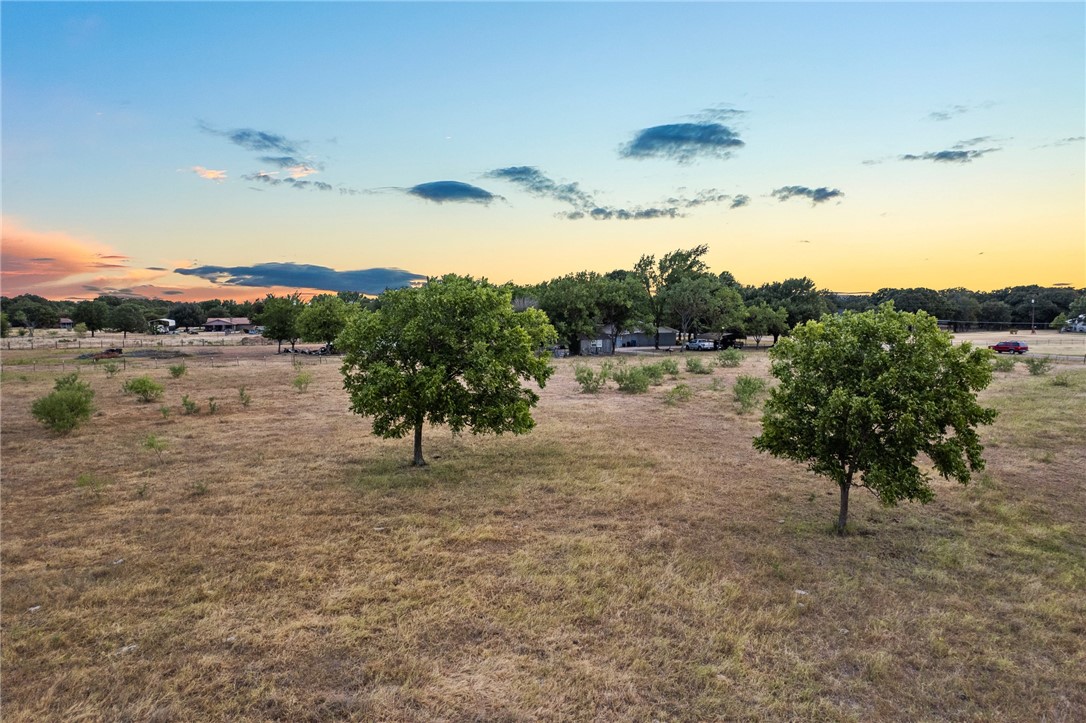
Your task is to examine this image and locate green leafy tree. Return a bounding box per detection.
[71,300,110,337]
[1049,313,1068,330]
[596,276,645,354]
[297,295,349,347]
[664,274,723,341]
[0,312,9,338]
[339,275,556,466]
[110,302,147,339]
[756,277,830,327]
[1069,294,1086,318]
[754,304,996,535]
[743,302,789,347]
[535,272,607,355]
[168,302,207,331]
[633,245,709,348]
[257,293,303,352]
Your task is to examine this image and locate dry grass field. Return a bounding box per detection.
[2,344,1084,721]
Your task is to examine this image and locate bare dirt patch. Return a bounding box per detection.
[2,348,1084,720]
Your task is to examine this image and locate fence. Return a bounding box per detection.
[2,336,275,351]
[0,351,335,376]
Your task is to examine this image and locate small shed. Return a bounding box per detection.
[203,317,252,332]
[58,317,74,330]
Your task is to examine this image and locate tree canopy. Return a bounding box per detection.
[257,293,303,352]
[338,275,556,466]
[71,300,110,337]
[297,295,349,346]
[753,303,997,534]
[110,302,147,338]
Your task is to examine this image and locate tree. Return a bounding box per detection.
[339,275,556,466]
[535,273,607,355]
[0,312,9,338]
[1049,313,1068,330]
[71,300,110,337]
[168,302,207,331]
[596,276,645,354]
[743,302,789,347]
[298,295,349,346]
[633,245,709,348]
[753,303,996,535]
[758,277,830,327]
[257,293,302,352]
[110,302,147,339]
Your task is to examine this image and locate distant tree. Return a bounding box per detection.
[298,295,349,346]
[758,277,830,327]
[535,272,608,355]
[110,302,147,339]
[743,302,789,347]
[0,312,9,338]
[7,295,60,336]
[257,293,302,352]
[596,276,646,354]
[205,305,230,318]
[71,300,110,337]
[754,304,996,535]
[337,291,363,304]
[339,275,556,466]
[633,245,709,348]
[977,300,1012,327]
[1069,294,1086,318]
[168,302,207,331]
[95,295,126,308]
[1049,313,1068,330]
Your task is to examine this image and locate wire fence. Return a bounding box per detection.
[0,351,336,375]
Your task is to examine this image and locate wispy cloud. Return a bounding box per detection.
[406,181,500,204]
[621,121,745,162]
[174,262,427,294]
[926,102,994,122]
[258,156,324,178]
[200,122,300,154]
[771,186,844,205]
[486,166,747,221]
[191,166,227,182]
[899,149,997,163]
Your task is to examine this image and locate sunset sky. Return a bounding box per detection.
[3,2,1083,302]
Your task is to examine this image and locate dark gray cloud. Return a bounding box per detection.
[899,148,997,163]
[729,195,750,209]
[146,266,168,271]
[486,165,747,221]
[199,123,300,154]
[30,257,56,262]
[621,122,744,162]
[771,186,844,205]
[174,262,427,295]
[162,290,184,296]
[406,181,500,204]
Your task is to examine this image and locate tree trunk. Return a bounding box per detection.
[412,419,426,467]
[837,473,852,535]
[277,339,282,353]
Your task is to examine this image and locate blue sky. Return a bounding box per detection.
[3,2,1083,300]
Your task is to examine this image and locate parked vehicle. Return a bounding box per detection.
[685,339,715,351]
[988,340,1029,354]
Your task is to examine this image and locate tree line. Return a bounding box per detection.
[2,249,1083,346]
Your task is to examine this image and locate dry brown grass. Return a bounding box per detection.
[2,347,1084,721]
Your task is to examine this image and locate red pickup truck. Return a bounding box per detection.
[988,340,1029,354]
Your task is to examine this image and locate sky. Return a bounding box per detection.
[2,1,1084,302]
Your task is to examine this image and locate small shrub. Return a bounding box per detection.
[207,397,219,414]
[181,395,199,415]
[32,389,95,433]
[75,472,110,499]
[123,376,164,403]
[658,358,680,377]
[641,363,666,386]
[189,481,210,497]
[293,371,313,393]
[709,378,726,392]
[717,348,743,367]
[74,322,88,338]
[102,361,121,378]
[54,373,92,396]
[238,387,252,407]
[1023,357,1053,376]
[664,383,694,406]
[734,375,767,413]
[1050,373,1073,388]
[611,365,651,393]
[991,356,1016,373]
[292,356,304,371]
[159,405,171,419]
[168,363,187,379]
[142,434,167,461]
[574,364,608,393]
[685,357,713,375]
